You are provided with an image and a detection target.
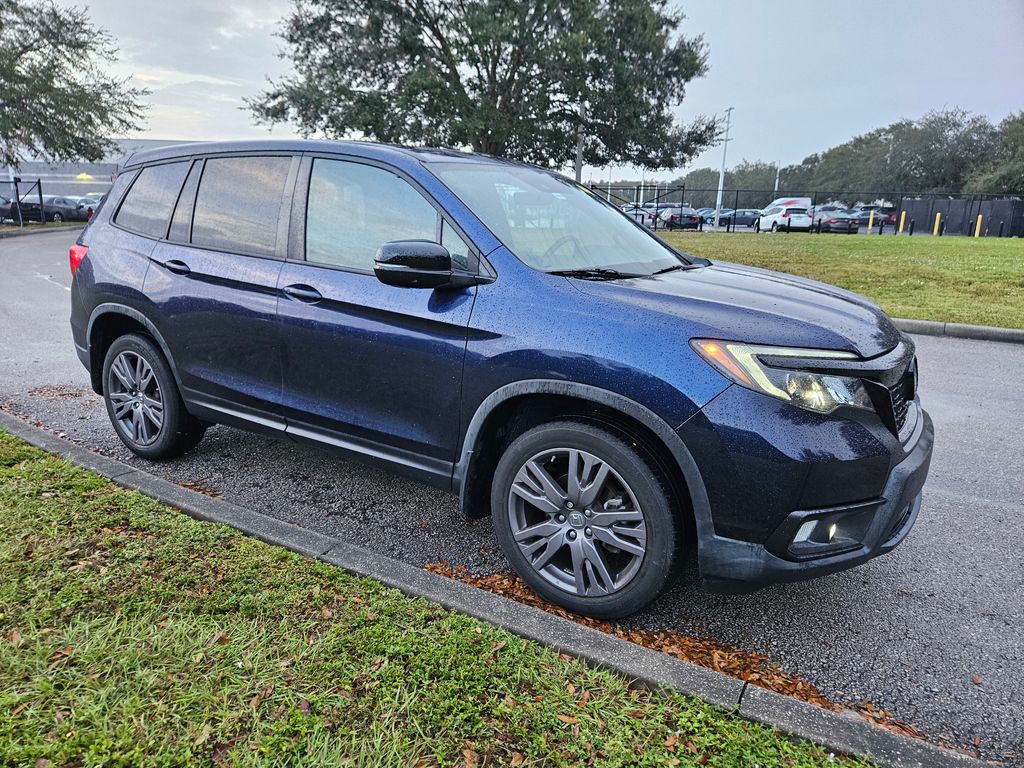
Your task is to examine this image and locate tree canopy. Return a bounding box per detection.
[670,108,1022,199]
[0,0,147,169]
[249,0,717,170]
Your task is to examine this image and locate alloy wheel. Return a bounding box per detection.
[107,351,164,446]
[507,447,647,597]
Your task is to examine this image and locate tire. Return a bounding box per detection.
[102,333,205,459]
[770,221,778,232]
[491,420,678,618]
[52,212,63,223]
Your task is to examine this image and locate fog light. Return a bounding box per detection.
[827,523,837,541]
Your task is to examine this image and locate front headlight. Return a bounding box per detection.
[691,340,874,415]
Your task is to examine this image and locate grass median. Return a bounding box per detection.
[0,429,867,767]
[659,231,1024,330]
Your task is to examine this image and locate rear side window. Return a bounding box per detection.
[305,158,438,271]
[191,156,292,257]
[114,161,189,238]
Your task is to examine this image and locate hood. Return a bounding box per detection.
[572,260,901,358]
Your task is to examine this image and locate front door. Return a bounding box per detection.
[276,156,476,482]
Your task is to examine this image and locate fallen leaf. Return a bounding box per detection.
[490,640,507,653]
[627,710,646,719]
[665,734,678,752]
[974,736,981,747]
[971,675,982,685]
[577,690,591,707]
[321,607,333,620]
[249,684,274,710]
[557,714,580,725]
[462,747,479,767]
[298,698,311,715]
[9,630,22,647]
[210,631,230,646]
[509,753,525,767]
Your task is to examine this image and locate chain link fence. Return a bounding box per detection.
[590,184,1024,237]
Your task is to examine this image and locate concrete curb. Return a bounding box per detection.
[895,317,1024,344]
[0,224,85,240]
[0,409,984,768]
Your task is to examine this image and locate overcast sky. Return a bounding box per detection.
[76,0,1024,180]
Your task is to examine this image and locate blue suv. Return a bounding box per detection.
[69,141,933,618]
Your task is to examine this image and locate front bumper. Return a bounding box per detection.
[697,408,933,591]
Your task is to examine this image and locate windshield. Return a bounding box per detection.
[432,162,686,275]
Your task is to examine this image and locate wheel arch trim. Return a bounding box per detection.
[454,379,714,541]
[86,303,186,396]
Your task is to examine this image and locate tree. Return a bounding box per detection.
[965,112,1024,194]
[0,0,147,169]
[249,0,717,171]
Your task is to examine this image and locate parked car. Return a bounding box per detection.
[703,208,735,225]
[0,194,9,222]
[732,208,761,227]
[810,204,847,224]
[818,211,859,233]
[757,205,813,232]
[658,205,702,229]
[70,140,933,619]
[14,194,92,223]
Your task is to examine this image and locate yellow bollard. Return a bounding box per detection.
[933,212,942,236]
[975,214,983,238]
[867,210,875,231]
[898,210,907,234]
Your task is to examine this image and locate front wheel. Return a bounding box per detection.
[102,333,206,459]
[52,212,64,223]
[491,420,678,618]
[770,221,778,232]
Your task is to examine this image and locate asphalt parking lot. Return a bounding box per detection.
[2,229,1022,765]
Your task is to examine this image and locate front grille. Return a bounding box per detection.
[888,359,917,434]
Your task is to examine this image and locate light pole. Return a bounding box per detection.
[713,107,734,228]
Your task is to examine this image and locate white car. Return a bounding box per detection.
[757,205,813,232]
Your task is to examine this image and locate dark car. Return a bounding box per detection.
[818,211,859,233]
[658,205,702,229]
[15,194,92,223]
[731,208,761,227]
[70,140,933,619]
[702,208,735,225]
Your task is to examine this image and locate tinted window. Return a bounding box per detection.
[168,161,202,243]
[305,159,438,270]
[115,162,189,238]
[786,208,807,214]
[191,156,292,257]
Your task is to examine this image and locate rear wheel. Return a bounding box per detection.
[491,420,678,618]
[102,334,205,459]
[52,212,64,223]
[770,221,778,232]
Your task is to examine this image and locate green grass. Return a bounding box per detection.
[0,430,868,767]
[659,232,1024,330]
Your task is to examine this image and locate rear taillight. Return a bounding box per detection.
[781,213,790,218]
[828,219,839,224]
[69,244,88,276]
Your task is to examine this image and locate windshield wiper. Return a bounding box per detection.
[547,268,642,281]
[651,263,699,275]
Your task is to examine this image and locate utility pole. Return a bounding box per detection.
[573,104,586,183]
[774,163,780,194]
[713,107,733,228]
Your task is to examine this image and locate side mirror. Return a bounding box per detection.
[374,240,454,289]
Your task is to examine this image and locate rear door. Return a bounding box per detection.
[275,155,477,482]
[143,153,299,432]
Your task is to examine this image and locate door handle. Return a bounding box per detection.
[282,284,323,304]
[162,259,191,276]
